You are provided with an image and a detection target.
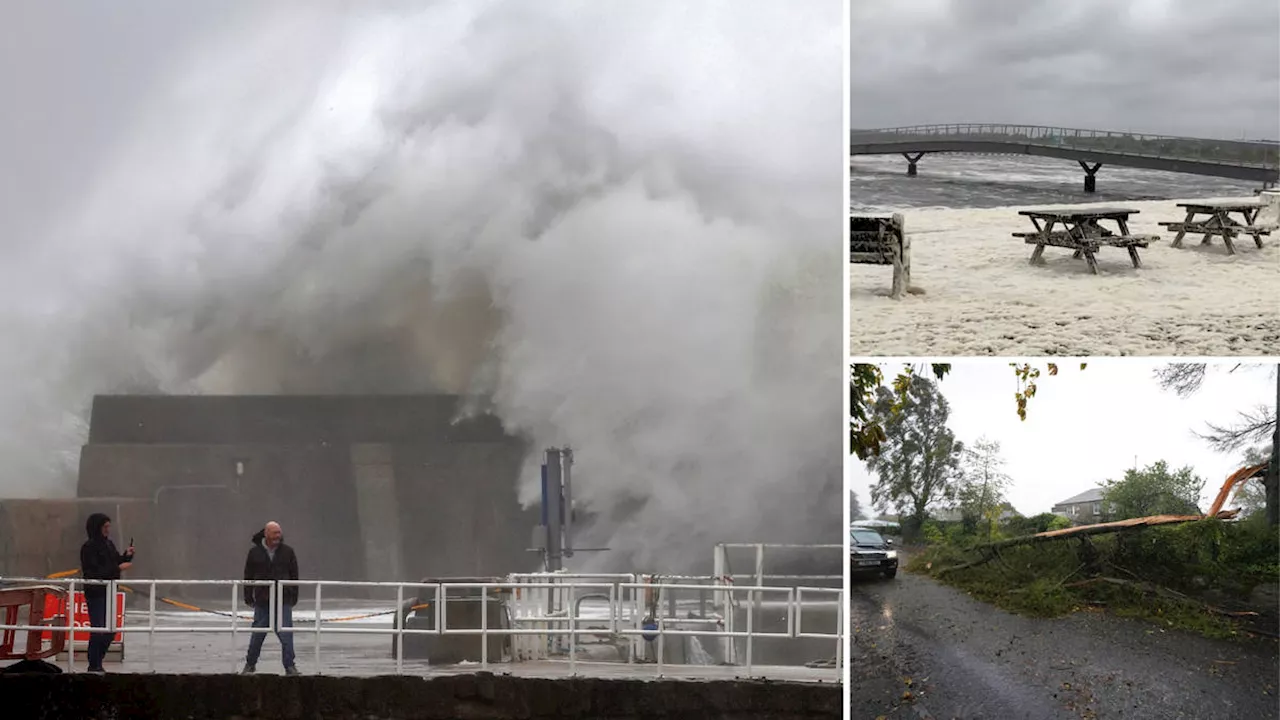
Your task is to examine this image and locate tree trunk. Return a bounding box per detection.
[1268,366,1279,527]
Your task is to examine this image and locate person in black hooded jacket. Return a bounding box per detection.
[241,521,300,675]
[78,513,133,673]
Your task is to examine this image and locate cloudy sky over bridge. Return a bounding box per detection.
[851,0,1280,140]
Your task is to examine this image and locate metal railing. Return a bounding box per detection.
[712,542,844,588]
[710,543,842,667]
[0,574,843,679]
[850,124,1280,169]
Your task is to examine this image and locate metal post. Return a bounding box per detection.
[568,590,577,676]
[754,544,764,588]
[314,583,322,672]
[656,616,665,677]
[434,584,443,645]
[481,586,489,669]
[441,584,449,643]
[148,581,156,673]
[789,587,797,638]
[626,586,637,664]
[725,585,737,666]
[231,583,239,674]
[395,585,404,675]
[65,579,76,672]
[745,589,754,678]
[544,449,564,573]
[107,579,116,641]
[562,447,574,559]
[269,580,277,648]
[835,590,845,672]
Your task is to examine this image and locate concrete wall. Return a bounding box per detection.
[38,395,534,589]
[86,395,509,445]
[0,673,841,719]
[0,499,153,579]
[392,441,535,579]
[77,443,364,584]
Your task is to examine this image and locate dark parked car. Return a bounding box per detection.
[849,527,897,579]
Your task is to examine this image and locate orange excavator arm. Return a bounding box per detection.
[1205,463,1269,517]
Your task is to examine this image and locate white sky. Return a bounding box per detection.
[848,360,1277,517]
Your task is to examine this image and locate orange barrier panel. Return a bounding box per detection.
[0,585,67,661]
[40,592,125,645]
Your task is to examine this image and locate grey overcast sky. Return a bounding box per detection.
[0,2,256,245]
[849,362,1277,518]
[850,0,1280,139]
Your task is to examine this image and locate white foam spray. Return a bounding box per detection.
[0,0,842,571]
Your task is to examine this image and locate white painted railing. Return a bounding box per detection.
[0,575,843,679]
[712,543,844,587]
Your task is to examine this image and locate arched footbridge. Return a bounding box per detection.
[850,124,1280,192]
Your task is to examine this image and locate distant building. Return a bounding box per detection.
[932,507,964,523]
[932,505,1021,524]
[1052,487,1108,525]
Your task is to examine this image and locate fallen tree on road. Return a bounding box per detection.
[936,511,1240,577]
[913,516,1279,639]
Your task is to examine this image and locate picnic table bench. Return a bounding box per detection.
[850,214,910,299]
[1158,200,1275,255]
[1014,208,1159,275]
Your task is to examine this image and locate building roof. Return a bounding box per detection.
[1053,487,1106,506]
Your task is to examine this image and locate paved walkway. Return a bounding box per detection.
[50,604,839,684]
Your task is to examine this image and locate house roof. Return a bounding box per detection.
[1054,487,1106,505]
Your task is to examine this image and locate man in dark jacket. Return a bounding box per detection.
[78,513,133,674]
[241,521,300,675]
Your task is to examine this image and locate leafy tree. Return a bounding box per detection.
[849,490,865,522]
[851,363,950,459]
[865,374,963,538]
[1011,362,1086,421]
[1155,363,1278,526]
[1001,512,1071,537]
[852,362,1084,458]
[1230,445,1272,518]
[1103,460,1205,520]
[956,437,1012,541]
[850,363,887,460]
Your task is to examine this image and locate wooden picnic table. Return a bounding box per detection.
[1012,207,1159,275]
[1159,200,1274,255]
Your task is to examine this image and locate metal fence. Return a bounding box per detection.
[0,574,843,679]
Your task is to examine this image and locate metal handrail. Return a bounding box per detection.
[850,124,1280,169]
[0,575,843,680]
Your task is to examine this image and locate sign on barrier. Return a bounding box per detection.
[41,591,125,644]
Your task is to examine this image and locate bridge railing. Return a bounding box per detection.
[851,123,1280,169]
[0,575,842,680]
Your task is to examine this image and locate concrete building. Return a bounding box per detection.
[1051,487,1108,525]
[1,395,536,589]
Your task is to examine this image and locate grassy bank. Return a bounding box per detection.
[907,517,1279,640]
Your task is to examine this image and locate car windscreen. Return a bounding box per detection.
[850,530,885,546]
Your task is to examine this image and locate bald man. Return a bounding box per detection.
[241,521,300,675]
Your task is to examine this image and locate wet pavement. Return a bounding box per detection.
[848,563,1279,720]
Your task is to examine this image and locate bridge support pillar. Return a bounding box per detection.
[902,152,924,177]
[1079,161,1102,193]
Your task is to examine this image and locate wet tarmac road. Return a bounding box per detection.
[848,564,1279,720]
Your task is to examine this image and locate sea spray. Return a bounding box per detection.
[0,0,842,572]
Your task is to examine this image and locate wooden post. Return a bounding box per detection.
[851,214,910,300]
[892,213,910,298]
